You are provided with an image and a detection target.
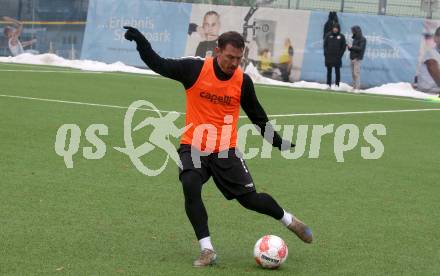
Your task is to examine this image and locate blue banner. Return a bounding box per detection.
[301,11,424,87]
[81,0,191,67]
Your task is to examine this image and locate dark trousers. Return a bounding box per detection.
[326,65,340,86]
[180,170,284,240]
[279,63,291,82]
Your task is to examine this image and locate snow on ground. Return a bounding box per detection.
[1,53,438,101]
[244,62,437,100]
[0,53,157,75]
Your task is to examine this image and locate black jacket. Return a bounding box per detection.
[323,11,338,39]
[349,26,367,60]
[324,28,346,67]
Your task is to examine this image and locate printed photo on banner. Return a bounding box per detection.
[185,4,310,82]
[1,0,87,59]
[414,19,440,95]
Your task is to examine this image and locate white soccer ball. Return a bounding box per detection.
[253,235,288,269]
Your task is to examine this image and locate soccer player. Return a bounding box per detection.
[124,26,313,267]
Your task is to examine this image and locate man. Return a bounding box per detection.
[188,11,221,58]
[347,26,366,90]
[124,26,313,267]
[2,16,37,56]
[417,26,440,96]
[324,23,346,88]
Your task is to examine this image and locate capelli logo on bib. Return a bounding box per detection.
[200,91,233,105]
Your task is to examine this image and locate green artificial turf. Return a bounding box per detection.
[0,63,439,275]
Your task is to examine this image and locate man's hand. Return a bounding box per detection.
[123,26,146,43]
[188,23,198,35]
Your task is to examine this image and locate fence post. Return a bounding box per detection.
[378,0,387,15]
[288,0,291,9]
[428,0,433,19]
[296,0,300,9]
[340,0,345,12]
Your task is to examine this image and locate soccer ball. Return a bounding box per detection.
[253,235,288,269]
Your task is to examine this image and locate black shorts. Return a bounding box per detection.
[178,144,256,200]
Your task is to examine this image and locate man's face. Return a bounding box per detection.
[215,44,243,75]
[203,14,220,41]
[4,27,13,38]
[332,27,339,34]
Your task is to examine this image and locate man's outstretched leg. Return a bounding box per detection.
[236,192,313,243]
[180,171,217,267]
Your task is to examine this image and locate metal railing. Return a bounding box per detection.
[1,0,438,19]
[161,0,440,19]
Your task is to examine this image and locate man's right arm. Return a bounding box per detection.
[3,16,22,37]
[124,26,203,89]
[350,40,362,52]
[323,35,328,56]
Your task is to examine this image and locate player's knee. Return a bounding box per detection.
[180,170,203,201]
[236,191,259,210]
[256,192,271,201]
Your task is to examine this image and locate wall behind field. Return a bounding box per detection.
[302,11,424,87]
[2,0,436,88]
[79,0,432,88]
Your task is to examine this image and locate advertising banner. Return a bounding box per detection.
[301,11,424,87]
[81,0,192,66]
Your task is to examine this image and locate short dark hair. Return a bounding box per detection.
[3,26,12,36]
[204,10,219,21]
[218,31,245,50]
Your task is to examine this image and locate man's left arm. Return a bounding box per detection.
[21,39,36,47]
[350,41,361,52]
[240,74,294,151]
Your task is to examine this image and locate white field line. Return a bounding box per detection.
[1,66,438,103]
[1,94,439,118]
[260,108,440,118]
[0,69,102,73]
[0,94,183,114]
[0,63,161,79]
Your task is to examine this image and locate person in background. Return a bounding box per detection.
[323,12,339,39]
[258,48,273,78]
[2,16,37,56]
[323,23,346,88]
[347,25,367,90]
[417,26,440,97]
[278,38,293,82]
[188,11,221,58]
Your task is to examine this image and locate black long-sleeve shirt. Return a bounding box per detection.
[135,40,287,149]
